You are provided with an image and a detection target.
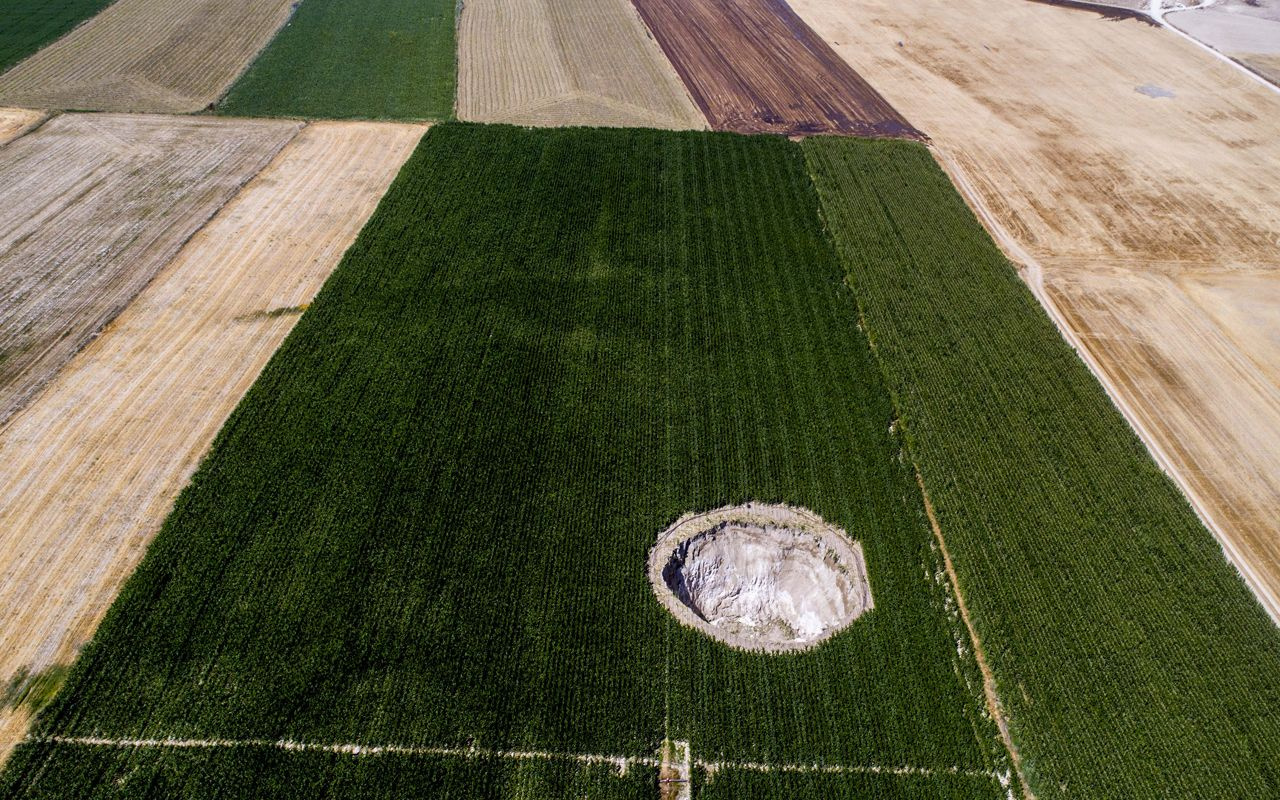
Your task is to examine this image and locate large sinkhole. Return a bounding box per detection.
[648,504,873,652]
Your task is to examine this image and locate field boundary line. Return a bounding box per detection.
[928,144,1280,628]
[29,735,998,784]
[912,470,1028,800]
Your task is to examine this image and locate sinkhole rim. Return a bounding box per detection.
[647,503,873,654]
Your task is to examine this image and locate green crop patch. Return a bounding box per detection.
[0,124,1008,798]
[803,136,1280,798]
[0,0,115,73]
[216,0,454,120]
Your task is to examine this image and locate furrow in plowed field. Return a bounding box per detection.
[0,120,425,763]
[0,0,298,113]
[456,0,704,129]
[0,113,301,425]
[0,108,44,145]
[629,0,922,137]
[790,0,1280,604]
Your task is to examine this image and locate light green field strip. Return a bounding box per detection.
[804,136,1280,799]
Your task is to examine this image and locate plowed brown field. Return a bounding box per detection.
[631,0,922,137]
[456,0,705,129]
[0,0,296,113]
[0,108,43,145]
[0,113,300,426]
[0,120,426,762]
[791,0,1280,614]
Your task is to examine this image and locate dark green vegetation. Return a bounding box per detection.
[216,0,454,119]
[0,124,1007,799]
[1,666,69,716]
[803,137,1280,799]
[0,0,113,73]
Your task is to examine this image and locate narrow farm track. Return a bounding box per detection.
[0,108,44,145]
[0,0,297,113]
[0,120,425,765]
[456,0,704,129]
[790,0,1280,605]
[0,113,300,426]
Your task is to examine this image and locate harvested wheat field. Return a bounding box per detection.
[0,108,43,145]
[457,0,704,129]
[631,0,922,137]
[0,0,297,113]
[790,0,1280,613]
[0,120,425,763]
[0,113,300,426]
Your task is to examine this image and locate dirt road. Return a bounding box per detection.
[630,0,923,137]
[790,0,1280,614]
[0,120,426,764]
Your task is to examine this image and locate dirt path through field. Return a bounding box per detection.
[0,113,300,426]
[0,0,297,112]
[0,108,44,145]
[0,120,426,764]
[456,0,705,129]
[790,0,1280,617]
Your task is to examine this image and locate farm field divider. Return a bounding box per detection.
[217,0,456,120]
[0,123,1009,798]
[802,136,1280,799]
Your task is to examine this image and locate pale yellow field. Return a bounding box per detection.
[790,0,1280,612]
[0,120,426,761]
[0,108,44,145]
[456,0,705,129]
[0,0,296,113]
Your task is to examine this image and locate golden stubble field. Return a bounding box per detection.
[0,120,426,762]
[789,0,1280,615]
[456,0,706,129]
[0,113,300,426]
[0,108,44,145]
[0,0,297,113]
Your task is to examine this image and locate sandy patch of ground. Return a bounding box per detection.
[456,0,704,130]
[789,0,1280,610]
[0,113,300,426]
[1169,5,1280,52]
[0,108,43,145]
[0,0,297,113]
[0,120,425,764]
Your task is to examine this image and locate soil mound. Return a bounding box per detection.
[649,504,872,652]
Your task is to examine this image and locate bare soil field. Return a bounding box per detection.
[0,108,43,145]
[0,120,426,763]
[0,0,297,113]
[0,113,300,426]
[789,0,1280,611]
[631,0,923,137]
[456,0,704,129]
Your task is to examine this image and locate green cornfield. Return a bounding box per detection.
[0,124,1008,798]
